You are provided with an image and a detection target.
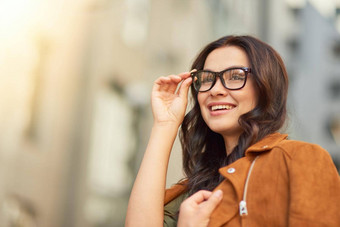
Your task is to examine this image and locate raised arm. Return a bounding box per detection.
[125,72,192,227]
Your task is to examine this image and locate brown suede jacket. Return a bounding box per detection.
[164,133,340,226]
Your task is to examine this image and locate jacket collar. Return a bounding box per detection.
[163,133,288,206]
[210,133,288,226]
[245,132,288,155]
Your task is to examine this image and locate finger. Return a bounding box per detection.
[161,73,190,94]
[167,75,182,93]
[153,71,192,95]
[153,76,170,91]
[169,74,182,82]
[177,71,191,80]
[186,190,212,204]
[178,76,192,100]
[201,190,223,214]
[153,76,178,93]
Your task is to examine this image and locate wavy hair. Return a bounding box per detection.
[179,35,289,195]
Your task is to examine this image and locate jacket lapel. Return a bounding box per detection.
[209,157,252,226]
[209,133,288,226]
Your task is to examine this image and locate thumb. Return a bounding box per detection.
[178,76,192,100]
[202,190,223,215]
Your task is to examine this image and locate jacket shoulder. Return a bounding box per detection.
[164,180,188,205]
[275,139,330,159]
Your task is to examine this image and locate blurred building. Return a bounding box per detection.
[0,0,338,227]
[287,2,340,168]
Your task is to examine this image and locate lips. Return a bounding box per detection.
[208,103,236,112]
[211,104,234,111]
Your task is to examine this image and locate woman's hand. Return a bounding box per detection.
[151,72,192,126]
[178,190,223,227]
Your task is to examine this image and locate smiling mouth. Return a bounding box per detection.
[211,105,235,111]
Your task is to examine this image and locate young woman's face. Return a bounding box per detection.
[197,45,258,137]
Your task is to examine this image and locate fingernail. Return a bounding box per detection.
[190,69,197,73]
[214,190,223,198]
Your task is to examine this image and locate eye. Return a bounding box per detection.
[200,72,214,83]
[226,69,246,81]
[230,73,245,81]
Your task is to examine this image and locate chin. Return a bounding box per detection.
[208,124,243,137]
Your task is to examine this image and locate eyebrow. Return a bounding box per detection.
[202,65,248,72]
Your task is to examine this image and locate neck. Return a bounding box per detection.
[223,134,240,156]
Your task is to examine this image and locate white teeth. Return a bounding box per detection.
[211,105,233,111]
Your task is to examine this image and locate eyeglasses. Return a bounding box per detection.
[191,67,251,92]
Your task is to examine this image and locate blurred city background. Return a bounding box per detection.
[0,0,339,226]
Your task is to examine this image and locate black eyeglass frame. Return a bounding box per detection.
[191,67,252,92]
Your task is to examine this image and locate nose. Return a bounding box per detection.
[209,77,229,96]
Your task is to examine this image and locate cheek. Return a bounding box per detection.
[242,80,259,111]
[247,99,257,112]
[235,93,258,114]
[243,94,257,110]
[197,94,209,120]
[243,92,258,110]
[197,94,204,109]
[250,89,259,109]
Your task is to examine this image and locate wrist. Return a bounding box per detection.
[152,120,181,130]
[150,122,180,146]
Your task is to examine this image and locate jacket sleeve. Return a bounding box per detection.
[164,180,188,205]
[163,181,188,227]
[163,192,188,227]
[287,143,340,226]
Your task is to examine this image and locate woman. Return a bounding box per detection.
[125,35,340,227]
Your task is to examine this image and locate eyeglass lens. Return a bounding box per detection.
[193,68,247,92]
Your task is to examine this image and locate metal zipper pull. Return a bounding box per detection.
[239,200,248,216]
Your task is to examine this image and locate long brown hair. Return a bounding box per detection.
[179,35,289,195]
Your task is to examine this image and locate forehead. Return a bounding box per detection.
[204,46,250,71]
